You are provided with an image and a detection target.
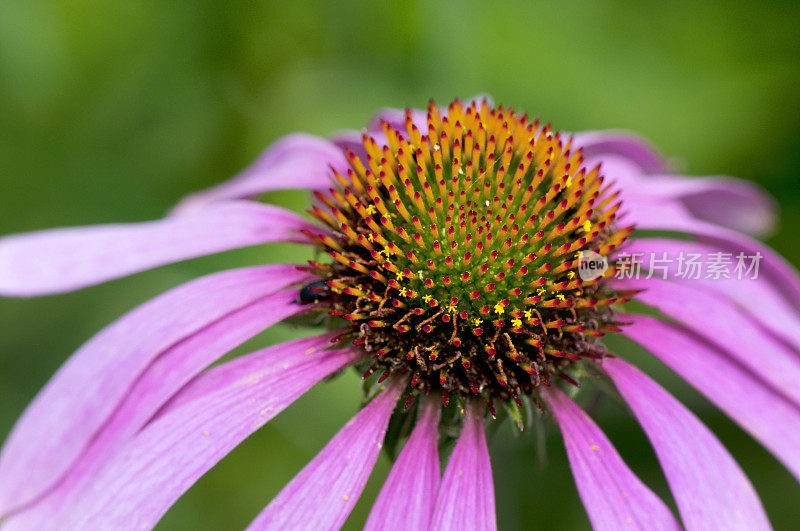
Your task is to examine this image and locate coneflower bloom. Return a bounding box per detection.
[0,98,797,530]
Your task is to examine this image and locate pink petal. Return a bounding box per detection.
[173,134,347,214]
[332,97,491,163]
[59,334,360,530]
[542,387,680,531]
[0,200,317,297]
[572,131,669,173]
[592,153,647,188]
[247,378,405,530]
[626,176,777,237]
[603,358,771,530]
[622,314,800,482]
[330,109,426,161]
[575,132,775,237]
[366,107,428,137]
[624,238,800,353]
[331,129,368,160]
[5,289,306,529]
[615,277,800,409]
[430,402,496,531]
[361,97,492,145]
[0,264,310,515]
[364,396,441,531]
[626,200,800,310]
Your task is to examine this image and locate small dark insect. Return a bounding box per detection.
[297,279,330,304]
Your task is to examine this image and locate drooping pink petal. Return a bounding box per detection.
[615,277,800,409]
[0,264,311,515]
[362,96,494,142]
[0,200,318,297]
[331,129,368,160]
[590,153,647,189]
[364,395,441,531]
[57,334,361,530]
[626,200,800,309]
[332,97,492,164]
[4,290,307,529]
[330,109,427,160]
[150,326,346,421]
[247,378,405,531]
[172,134,347,214]
[572,131,669,173]
[366,107,429,137]
[624,238,800,354]
[574,131,776,236]
[542,387,680,531]
[430,401,496,531]
[625,175,776,237]
[622,314,800,482]
[603,357,771,530]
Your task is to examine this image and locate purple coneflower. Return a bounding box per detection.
[0,98,797,530]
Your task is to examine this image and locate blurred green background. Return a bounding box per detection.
[1,0,799,529]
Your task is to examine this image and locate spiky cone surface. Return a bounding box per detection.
[304,99,635,409]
